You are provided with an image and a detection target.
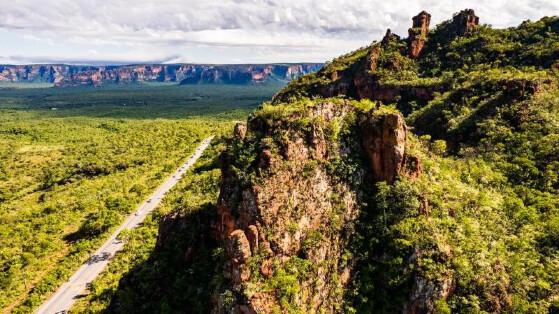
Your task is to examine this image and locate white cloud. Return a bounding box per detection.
[1,0,558,64]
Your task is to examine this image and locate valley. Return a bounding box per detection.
[0,84,281,313]
[1,4,559,314]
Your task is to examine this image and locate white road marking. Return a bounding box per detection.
[35,136,214,314]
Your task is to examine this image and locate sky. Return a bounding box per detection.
[1,0,558,65]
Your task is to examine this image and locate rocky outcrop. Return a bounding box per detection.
[361,113,408,184]
[214,97,427,313]
[353,77,441,104]
[215,101,361,313]
[408,11,431,58]
[227,229,252,284]
[233,122,247,140]
[381,29,401,46]
[0,63,322,87]
[451,9,480,35]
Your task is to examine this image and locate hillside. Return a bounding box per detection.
[0,63,322,87]
[212,9,559,313]
[89,9,559,313]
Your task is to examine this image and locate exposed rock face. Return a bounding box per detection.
[406,275,455,314]
[361,113,408,184]
[404,246,455,314]
[227,229,252,284]
[366,46,382,72]
[451,9,480,35]
[381,28,401,46]
[215,101,362,313]
[234,122,247,140]
[353,77,441,104]
[408,11,431,58]
[0,63,322,87]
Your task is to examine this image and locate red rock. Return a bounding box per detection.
[227,230,252,285]
[260,258,274,278]
[452,9,480,35]
[404,155,422,179]
[246,225,259,254]
[361,113,407,184]
[228,229,252,263]
[366,46,381,72]
[309,124,327,159]
[217,204,236,240]
[408,11,431,58]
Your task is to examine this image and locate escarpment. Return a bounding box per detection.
[150,8,559,314]
[0,63,322,87]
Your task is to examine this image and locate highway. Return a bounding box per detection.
[35,136,214,314]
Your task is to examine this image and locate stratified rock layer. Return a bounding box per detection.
[0,64,322,87]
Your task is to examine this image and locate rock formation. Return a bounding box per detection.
[408,11,431,58]
[214,101,361,313]
[451,9,480,35]
[233,122,247,140]
[381,28,401,46]
[0,63,323,87]
[361,113,408,184]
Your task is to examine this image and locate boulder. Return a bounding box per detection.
[234,122,247,140]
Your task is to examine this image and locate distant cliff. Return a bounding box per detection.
[0,63,323,87]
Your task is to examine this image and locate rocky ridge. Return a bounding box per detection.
[214,99,420,313]
[0,63,322,87]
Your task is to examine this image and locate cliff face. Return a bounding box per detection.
[408,11,431,58]
[215,101,360,313]
[0,63,322,87]
[152,8,559,314]
[214,100,419,313]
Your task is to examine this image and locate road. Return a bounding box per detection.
[35,136,214,314]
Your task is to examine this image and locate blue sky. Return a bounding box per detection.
[1,0,558,65]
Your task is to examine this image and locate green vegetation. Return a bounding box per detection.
[0,84,281,312]
[420,16,559,75]
[0,83,282,119]
[260,12,559,313]
[3,10,559,314]
[71,139,226,313]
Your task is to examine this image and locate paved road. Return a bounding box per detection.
[35,136,214,314]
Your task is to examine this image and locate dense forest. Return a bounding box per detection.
[0,84,280,313]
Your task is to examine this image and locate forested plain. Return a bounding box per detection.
[0,83,280,313]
